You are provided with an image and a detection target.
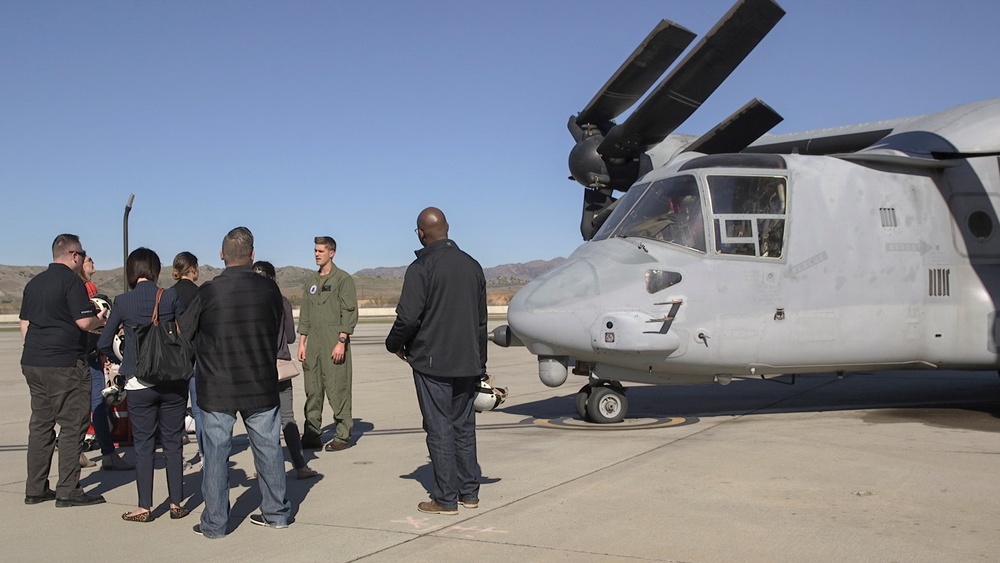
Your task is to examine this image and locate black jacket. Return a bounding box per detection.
[179,265,282,413]
[385,239,487,377]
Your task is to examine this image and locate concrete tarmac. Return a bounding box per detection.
[2,321,999,562]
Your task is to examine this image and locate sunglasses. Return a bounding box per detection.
[71,250,87,259]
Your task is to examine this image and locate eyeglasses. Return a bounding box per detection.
[414,228,420,236]
[71,250,87,259]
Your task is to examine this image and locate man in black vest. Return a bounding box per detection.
[385,207,488,515]
[179,227,291,538]
[20,234,106,507]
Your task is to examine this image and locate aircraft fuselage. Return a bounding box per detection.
[509,103,1000,387]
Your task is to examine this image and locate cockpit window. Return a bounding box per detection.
[591,183,648,242]
[707,175,787,258]
[595,175,706,251]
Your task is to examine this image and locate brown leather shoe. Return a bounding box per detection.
[79,453,96,468]
[324,439,351,451]
[417,500,458,515]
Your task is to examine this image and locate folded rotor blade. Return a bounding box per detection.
[599,0,786,159]
[684,98,783,154]
[576,21,696,126]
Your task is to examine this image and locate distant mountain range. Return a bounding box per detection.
[356,258,565,282]
[0,258,565,313]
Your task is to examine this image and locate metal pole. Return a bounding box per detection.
[123,194,134,293]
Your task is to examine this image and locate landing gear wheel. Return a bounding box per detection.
[575,385,593,421]
[586,386,628,423]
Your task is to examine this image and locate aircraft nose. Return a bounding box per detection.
[507,245,686,362]
[507,258,601,356]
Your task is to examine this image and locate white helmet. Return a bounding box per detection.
[90,296,112,319]
[112,328,125,362]
[474,375,508,412]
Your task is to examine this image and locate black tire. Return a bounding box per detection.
[586,386,628,423]
[575,385,592,420]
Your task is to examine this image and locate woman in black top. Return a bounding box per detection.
[171,252,203,468]
[253,261,319,480]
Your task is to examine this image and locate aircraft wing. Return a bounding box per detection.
[744,117,915,155]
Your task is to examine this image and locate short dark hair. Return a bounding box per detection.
[51,233,81,260]
[223,227,254,266]
[315,236,336,252]
[172,251,198,280]
[126,247,161,289]
[252,260,276,281]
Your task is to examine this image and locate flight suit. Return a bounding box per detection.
[298,266,358,446]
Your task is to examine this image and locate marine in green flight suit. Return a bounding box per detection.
[297,236,358,451]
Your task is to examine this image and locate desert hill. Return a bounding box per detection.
[0,258,565,313]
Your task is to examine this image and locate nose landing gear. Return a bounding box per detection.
[575,382,628,423]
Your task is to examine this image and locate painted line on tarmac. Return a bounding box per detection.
[522,415,696,430]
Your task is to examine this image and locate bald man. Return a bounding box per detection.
[386,207,488,515]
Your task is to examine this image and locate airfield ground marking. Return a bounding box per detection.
[390,516,435,531]
[441,525,509,539]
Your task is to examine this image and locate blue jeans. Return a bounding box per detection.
[412,372,481,509]
[88,357,114,455]
[199,407,290,539]
[188,373,203,459]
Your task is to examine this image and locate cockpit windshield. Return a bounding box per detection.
[592,175,706,251]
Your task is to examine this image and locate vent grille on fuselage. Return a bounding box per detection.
[880,208,898,228]
[929,268,950,297]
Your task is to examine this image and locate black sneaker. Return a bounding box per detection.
[301,437,322,450]
[250,514,288,529]
[55,492,106,507]
[192,525,203,536]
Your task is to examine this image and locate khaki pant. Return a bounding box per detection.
[302,350,353,444]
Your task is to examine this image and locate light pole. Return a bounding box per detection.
[123,194,134,293]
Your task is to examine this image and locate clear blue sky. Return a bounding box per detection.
[3,0,999,273]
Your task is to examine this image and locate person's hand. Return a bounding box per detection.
[297,341,307,362]
[394,348,408,363]
[332,342,346,364]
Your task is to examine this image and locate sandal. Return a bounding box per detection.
[170,506,190,519]
[122,510,152,523]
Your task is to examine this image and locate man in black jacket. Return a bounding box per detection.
[180,227,291,538]
[386,207,488,515]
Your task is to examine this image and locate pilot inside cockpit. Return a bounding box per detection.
[650,194,705,249]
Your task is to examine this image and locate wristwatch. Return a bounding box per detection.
[338,336,347,344]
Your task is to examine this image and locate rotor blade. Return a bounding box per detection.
[684,98,783,154]
[599,0,786,159]
[576,20,696,126]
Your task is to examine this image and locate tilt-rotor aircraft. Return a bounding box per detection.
[492,0,1000,422]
